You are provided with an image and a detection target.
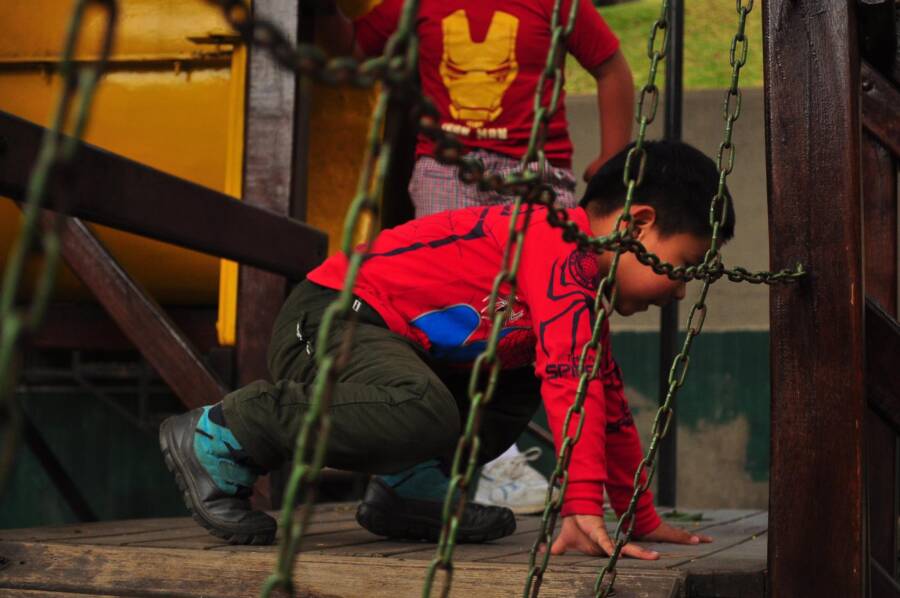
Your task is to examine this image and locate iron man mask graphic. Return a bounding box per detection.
[439,10,519,129]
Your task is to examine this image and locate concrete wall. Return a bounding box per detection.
[562,90,773,509]
[568,89,770,332]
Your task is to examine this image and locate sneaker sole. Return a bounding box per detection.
[159,417,275,546]
[356,501,516,544]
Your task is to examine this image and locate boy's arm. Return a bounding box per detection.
[602,380,662,536]
[584,50,634,182]
[563,0,634,181]
[519,247,611,518]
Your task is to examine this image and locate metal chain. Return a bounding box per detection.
[195,2,797,598]
[204,0,799,287]
[0,0,117,494]
[522,0,673,594]
[199,0,425,595]
[420,2,581,594]
[593,2,755,595]
[206,0,415,87]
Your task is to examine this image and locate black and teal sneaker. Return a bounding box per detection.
[356,461,516,543]
[159,404,276,545]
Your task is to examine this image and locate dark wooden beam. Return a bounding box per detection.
[236,0,304,389]
[237,0,311,510]
[861,126,899,592]
[861,62,900,158]
[862,131,898,312]
[53,215,228,409]
[0,110,326,280]
[867,298,900,433]
[763,2,865,597]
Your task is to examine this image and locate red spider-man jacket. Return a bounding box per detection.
[308,205,661,535]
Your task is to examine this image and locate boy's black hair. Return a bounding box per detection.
[579,140,735,241]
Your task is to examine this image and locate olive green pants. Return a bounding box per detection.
[222,280,541,474]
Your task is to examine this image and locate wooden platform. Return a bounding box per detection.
[0,505,767,597]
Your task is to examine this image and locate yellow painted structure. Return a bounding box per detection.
[0,1,375,346]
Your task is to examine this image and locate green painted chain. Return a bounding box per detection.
[420,0,581,593]
[198,0,426,596]
[196,2,799,598]
[206,0,800,287]
[592,2,755,595]
[0,0,117,494]
[522,0,671,595]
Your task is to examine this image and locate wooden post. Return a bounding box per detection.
[236,0,304,389]
[237,0,311,509]
[763,1,865,596]
[861,64,899,596]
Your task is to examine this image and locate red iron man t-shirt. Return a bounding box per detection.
[308,206,661,534]
[354,0,620,167]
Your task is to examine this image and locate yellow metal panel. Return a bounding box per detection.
[0,0,232,62]
[215,44,248,346]
[0,67,232,304]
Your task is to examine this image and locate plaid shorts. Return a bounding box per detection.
[408,149,578,218]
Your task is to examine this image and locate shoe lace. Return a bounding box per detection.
[493,446,542,480]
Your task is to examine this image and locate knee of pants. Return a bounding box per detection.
[376,377,462,472]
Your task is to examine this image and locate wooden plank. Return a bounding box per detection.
[53,216,228,409]
[763,1,865,597]
[0,591,122,598]
[861,131,898,312]
[862,122,899,596]
[0,111,327,280]
[0,518,187,543]
[558,512,768,570]
[680,534,768,598]
[861,62,900,158]
[0,541,684,598]
[866,299,900,432]
[236,0,302,389]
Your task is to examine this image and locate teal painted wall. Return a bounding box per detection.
[1,391,186,528]
[520,330,771,508]
[613,331,770,483]
[2,330,771,528]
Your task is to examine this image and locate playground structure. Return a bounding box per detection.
[0,0,898,596]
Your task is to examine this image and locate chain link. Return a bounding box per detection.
[593,2,756,595]
[0,0,117,494]
[522,0,676,594]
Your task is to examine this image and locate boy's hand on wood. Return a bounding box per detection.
[636,521,713,545]
[547,515,659,559]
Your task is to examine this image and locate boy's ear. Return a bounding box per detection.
[629,204,657,239]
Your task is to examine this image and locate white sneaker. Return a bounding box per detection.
[475,447,554,515]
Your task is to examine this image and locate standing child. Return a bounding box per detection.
[160,141,722,555]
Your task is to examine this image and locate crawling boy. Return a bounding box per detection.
[160,140,725,557]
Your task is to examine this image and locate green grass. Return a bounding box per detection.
[566,0,763,94]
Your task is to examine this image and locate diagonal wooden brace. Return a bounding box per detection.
[862,62,900,158]
[47,213,228,410]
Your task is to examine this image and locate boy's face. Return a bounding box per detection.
[612,227,711,317]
